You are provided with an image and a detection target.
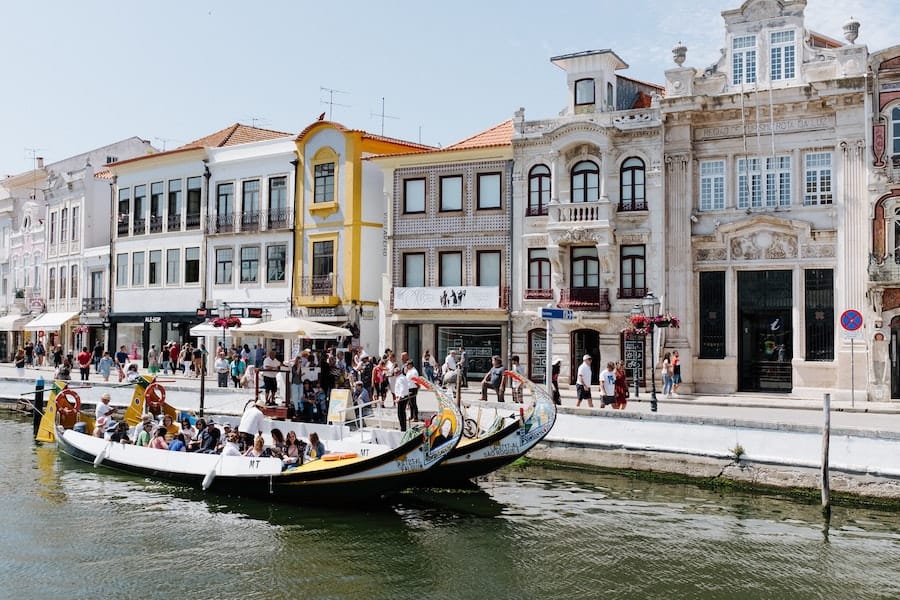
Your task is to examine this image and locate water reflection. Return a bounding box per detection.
[4,416,900,599]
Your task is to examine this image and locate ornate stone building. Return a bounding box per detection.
[662,0,868,397]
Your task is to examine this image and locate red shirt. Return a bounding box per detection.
[77,351,92,368]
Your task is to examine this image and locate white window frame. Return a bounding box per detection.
[770,30,796,81]
[737,156,791,209]
[699,160,725,211]
[803,152,833,206]
[732,35,757,85]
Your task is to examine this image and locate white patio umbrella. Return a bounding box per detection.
[237,317,351,339]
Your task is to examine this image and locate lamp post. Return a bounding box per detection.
[630,304,641,399]
[218,301,230,350]
[642,292,661,412]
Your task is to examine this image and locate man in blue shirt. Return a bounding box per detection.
[480,355,505,402]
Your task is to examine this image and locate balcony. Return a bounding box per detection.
[209,214,235,234]
[117,218,129,236]
[617,287,647,300]
[240,210,261,232]
[267,207,293,230]
[132,217,146,235]
[186,212,202,230]
[525,206,549,217]
[869,254,900,283]
[167,214,182,232]
[298,275,338,307]
[525,288,554,300]
[149,215,164,233]
[558,287,611,311]
[81,297,106,313]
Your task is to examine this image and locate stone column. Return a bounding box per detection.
[664,153,691,344]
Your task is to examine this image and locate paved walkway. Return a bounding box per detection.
[5,362,900,434]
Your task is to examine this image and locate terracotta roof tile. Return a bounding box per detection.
[176,123,293,150]
[444,120,513,150]
[94,169,113,180]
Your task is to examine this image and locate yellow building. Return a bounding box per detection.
[292,120,432,351]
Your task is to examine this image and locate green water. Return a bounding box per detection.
[2,416,899,599]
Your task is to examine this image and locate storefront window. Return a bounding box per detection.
[116,323,144,361]
[436,325,502,380]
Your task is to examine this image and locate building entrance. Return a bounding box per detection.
[738,271,793,392]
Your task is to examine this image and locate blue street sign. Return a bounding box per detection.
[541,307,574,320]
[840,309,863,332]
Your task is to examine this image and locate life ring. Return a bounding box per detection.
[56,388,81,420]
[145,382,167,410]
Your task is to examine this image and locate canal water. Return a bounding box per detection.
[3,415,900,600]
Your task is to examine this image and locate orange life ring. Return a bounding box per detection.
[145,382,166,410]
[56,388,81,420]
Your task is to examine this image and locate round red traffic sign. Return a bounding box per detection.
[840,309,863,332]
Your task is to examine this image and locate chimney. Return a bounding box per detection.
[36,157,44,168]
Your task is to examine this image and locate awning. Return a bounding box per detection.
[189,318,261,337]
[0,313,34,331]
[24,311,80,332]
[238,317,352,339]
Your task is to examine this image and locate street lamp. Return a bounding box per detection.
[217,301,230,350]
[642,292,661,412]
[630,304,642,399]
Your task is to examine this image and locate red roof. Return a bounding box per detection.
[444,120,513,150]
[176,123,293,150]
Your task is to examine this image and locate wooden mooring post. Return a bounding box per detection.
[821,392,831,509]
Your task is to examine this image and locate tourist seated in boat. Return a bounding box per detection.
[168,433,187,452]
[186,418,206,451]
[93,416,110,438]
[199,421,221,454]
[215,424,234,453]
[282,430,306,468]
[269,428,286,459]
[305,432,326,461]
[181,418,197,444]
[109,421,131,443]
[221,432,242,456]
[161,414,179,440]
[132,414,153,445]
[149,427,169,450]
[243,434,266,457]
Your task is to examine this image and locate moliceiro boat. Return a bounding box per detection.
[36,376,463,504]
[414,370,557,486]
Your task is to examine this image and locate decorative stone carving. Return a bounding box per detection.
[801,244,836,258]
[553,227,599,244]
[730,231,798,260]
[696,247,727,262]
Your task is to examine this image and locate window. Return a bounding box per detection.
[571,247,598,288]
[575,78,595,106]
[403,178,426,213]
[241,179,260,228]
[527,249,551,298]
[527,165,550,216]
[59,266,66,299]
[699,271,725,359]
[186,177,202,229]
[892,107,900,162]
[312,240,334,278]
[216,248,233,285]
[314,162,335,203]
[116,253,128,287]
[166,249,180,284]
[620,157,646,211]
[148,250,161,286]
[571,161,599,203]
[607,82,614,109]
[699,160,725,211]
[268,176,288,227]
[70,267,77,298]
[150,182,163,232]
[804,152,832,205]
[440,175,463,211]
[240,246,259,283]
[477,173,501,210]
[216,183,234,231]
[439,251,462,286]
[737,156,791,209]
[133,184,146,234]
[770,30,796,81]
[477,250,500,286]
[71,206,79,241]
[619,245,645,299]
[132,251,144,286]
[185,247,200,284]
[266,244,286,282]
[732,35,757,85]
[50,212,57,244]
[167,179,182,230]
[403,253,425,287]
[48,267,55,299]
[60,208,68,243]
[805,269,834,361]
[117,188,130,235]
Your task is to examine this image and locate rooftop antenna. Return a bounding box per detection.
[320,86,350,121]
[153,137,179,151]
[245,116,270,128]
[370,97,399,136]
[24,147,45,202]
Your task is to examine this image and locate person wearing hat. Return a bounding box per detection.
[352,379,371,424]
[576,354,595,408]
[551,358,562,405]
[95,392,117,425]
[109,421,131,443]
[238,399,267,450]
[442,349,459,387]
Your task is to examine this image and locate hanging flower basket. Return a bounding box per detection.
[621,312,680,335]
[211,316,242,329]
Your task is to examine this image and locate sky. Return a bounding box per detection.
[2,0,898,175]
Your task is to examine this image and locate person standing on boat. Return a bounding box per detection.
[238,400,266,450]
[394,364,411,432]
[95,392,117,424]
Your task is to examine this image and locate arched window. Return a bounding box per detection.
[571,161,599,203]
[619,157,646,211]
[527,165,550,216]
[892,106,900,166]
